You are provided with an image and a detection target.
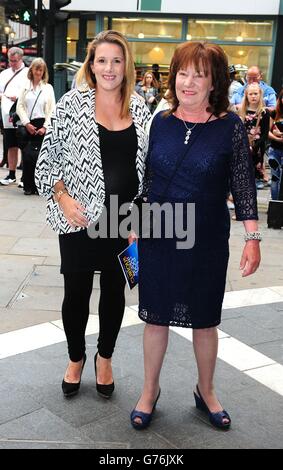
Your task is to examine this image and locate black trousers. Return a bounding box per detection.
[22,118,44,192]
[62,269,126,362]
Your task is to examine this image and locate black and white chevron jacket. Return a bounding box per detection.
[35,87,152,234]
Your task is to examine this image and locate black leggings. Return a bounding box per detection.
[62,269,126,362]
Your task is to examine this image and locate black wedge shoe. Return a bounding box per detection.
[94,352,115,399]
[62,354,87,398]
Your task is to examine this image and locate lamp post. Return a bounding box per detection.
[4,24,11,53]
[9,31,15,46]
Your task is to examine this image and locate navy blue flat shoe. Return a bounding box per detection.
[194,385,231,430]
[130,389,161,430]
[62,354,87,398]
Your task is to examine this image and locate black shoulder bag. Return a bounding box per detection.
[16,90,42,150]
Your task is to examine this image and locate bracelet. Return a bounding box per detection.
[54,189,68,203]
[244,231,262,242]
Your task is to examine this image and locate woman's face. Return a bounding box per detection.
[91,42,125,93]
[145,74,153,85]
[175,63,213,111]
[247,86,261,106]
[32,66,44,82]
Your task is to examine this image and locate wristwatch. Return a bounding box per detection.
[54,189,68,203]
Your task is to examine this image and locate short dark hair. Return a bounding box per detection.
[165,41,230,117]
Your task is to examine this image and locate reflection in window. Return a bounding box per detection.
[129,41,178,66]
[187,19,273,42]
[113,17,182,39]
[67,18,79,41]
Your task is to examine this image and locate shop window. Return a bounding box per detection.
[104,17,109,30]
[222,45,272,82]
[67,18,79,41]
[187,19,273,42]
[87,20,96,39]
[130,42,179,91]
[113,17,182,40]
[67,41,77,61]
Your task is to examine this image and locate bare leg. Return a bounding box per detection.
[193,327,228,421]
[8,147,18,171]
[96,353,113,385]
[64,357,85,384]
[133,324,168,422]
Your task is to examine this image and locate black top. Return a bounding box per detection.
[59,122,138,273]
[243,109,270,165]
[270,110,283,150]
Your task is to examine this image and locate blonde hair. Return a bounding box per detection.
[76,30,135,119]
[28,57,49,83]
[238,83,265,121]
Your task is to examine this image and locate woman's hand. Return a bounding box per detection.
[25,123,37,135]
[240,241,261,277]
[128,230,138,245]
[59,194,88,228]
[147,95,155,104]
[272,126,283,138]
[35,127,46,136]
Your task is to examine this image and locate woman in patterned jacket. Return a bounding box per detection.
[35,31,151,398]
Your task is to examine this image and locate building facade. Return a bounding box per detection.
[53,0,283,97]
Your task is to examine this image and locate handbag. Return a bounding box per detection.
[16,125,30,150]
[9,99,20,126]
[15,90,42,150]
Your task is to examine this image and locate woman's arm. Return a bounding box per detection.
[35,95,67,199]
[230,119,261,277]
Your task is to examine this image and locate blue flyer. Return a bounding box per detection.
[118,241,139,290]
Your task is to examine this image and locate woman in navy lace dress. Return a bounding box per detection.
[130,42,261,431]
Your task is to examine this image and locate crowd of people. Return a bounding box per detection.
[0,47,55,192]
[0,32,282,432]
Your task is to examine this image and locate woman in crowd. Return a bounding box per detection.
[35,31,151,398]
[268,88,283,200]
[17,58,55,195]
[238,83,270,189]
[130,41,261,431]
[135,71,160,113]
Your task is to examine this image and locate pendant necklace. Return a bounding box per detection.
[180,110,213,145]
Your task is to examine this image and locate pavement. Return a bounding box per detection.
[0,150,283,450]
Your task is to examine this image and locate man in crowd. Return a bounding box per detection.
[230,65,276,111]
[0,47,28,186]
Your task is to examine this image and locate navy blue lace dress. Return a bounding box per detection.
[138,111,258,329]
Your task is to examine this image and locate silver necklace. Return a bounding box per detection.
[180,110,213,145]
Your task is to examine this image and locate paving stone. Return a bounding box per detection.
[0,308,61,333]
[10,238,59,257]
[0,408,94,445]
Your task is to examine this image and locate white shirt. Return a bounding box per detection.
[16,80,56,129]
[25,85,48,120]
[0,65,28,128]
